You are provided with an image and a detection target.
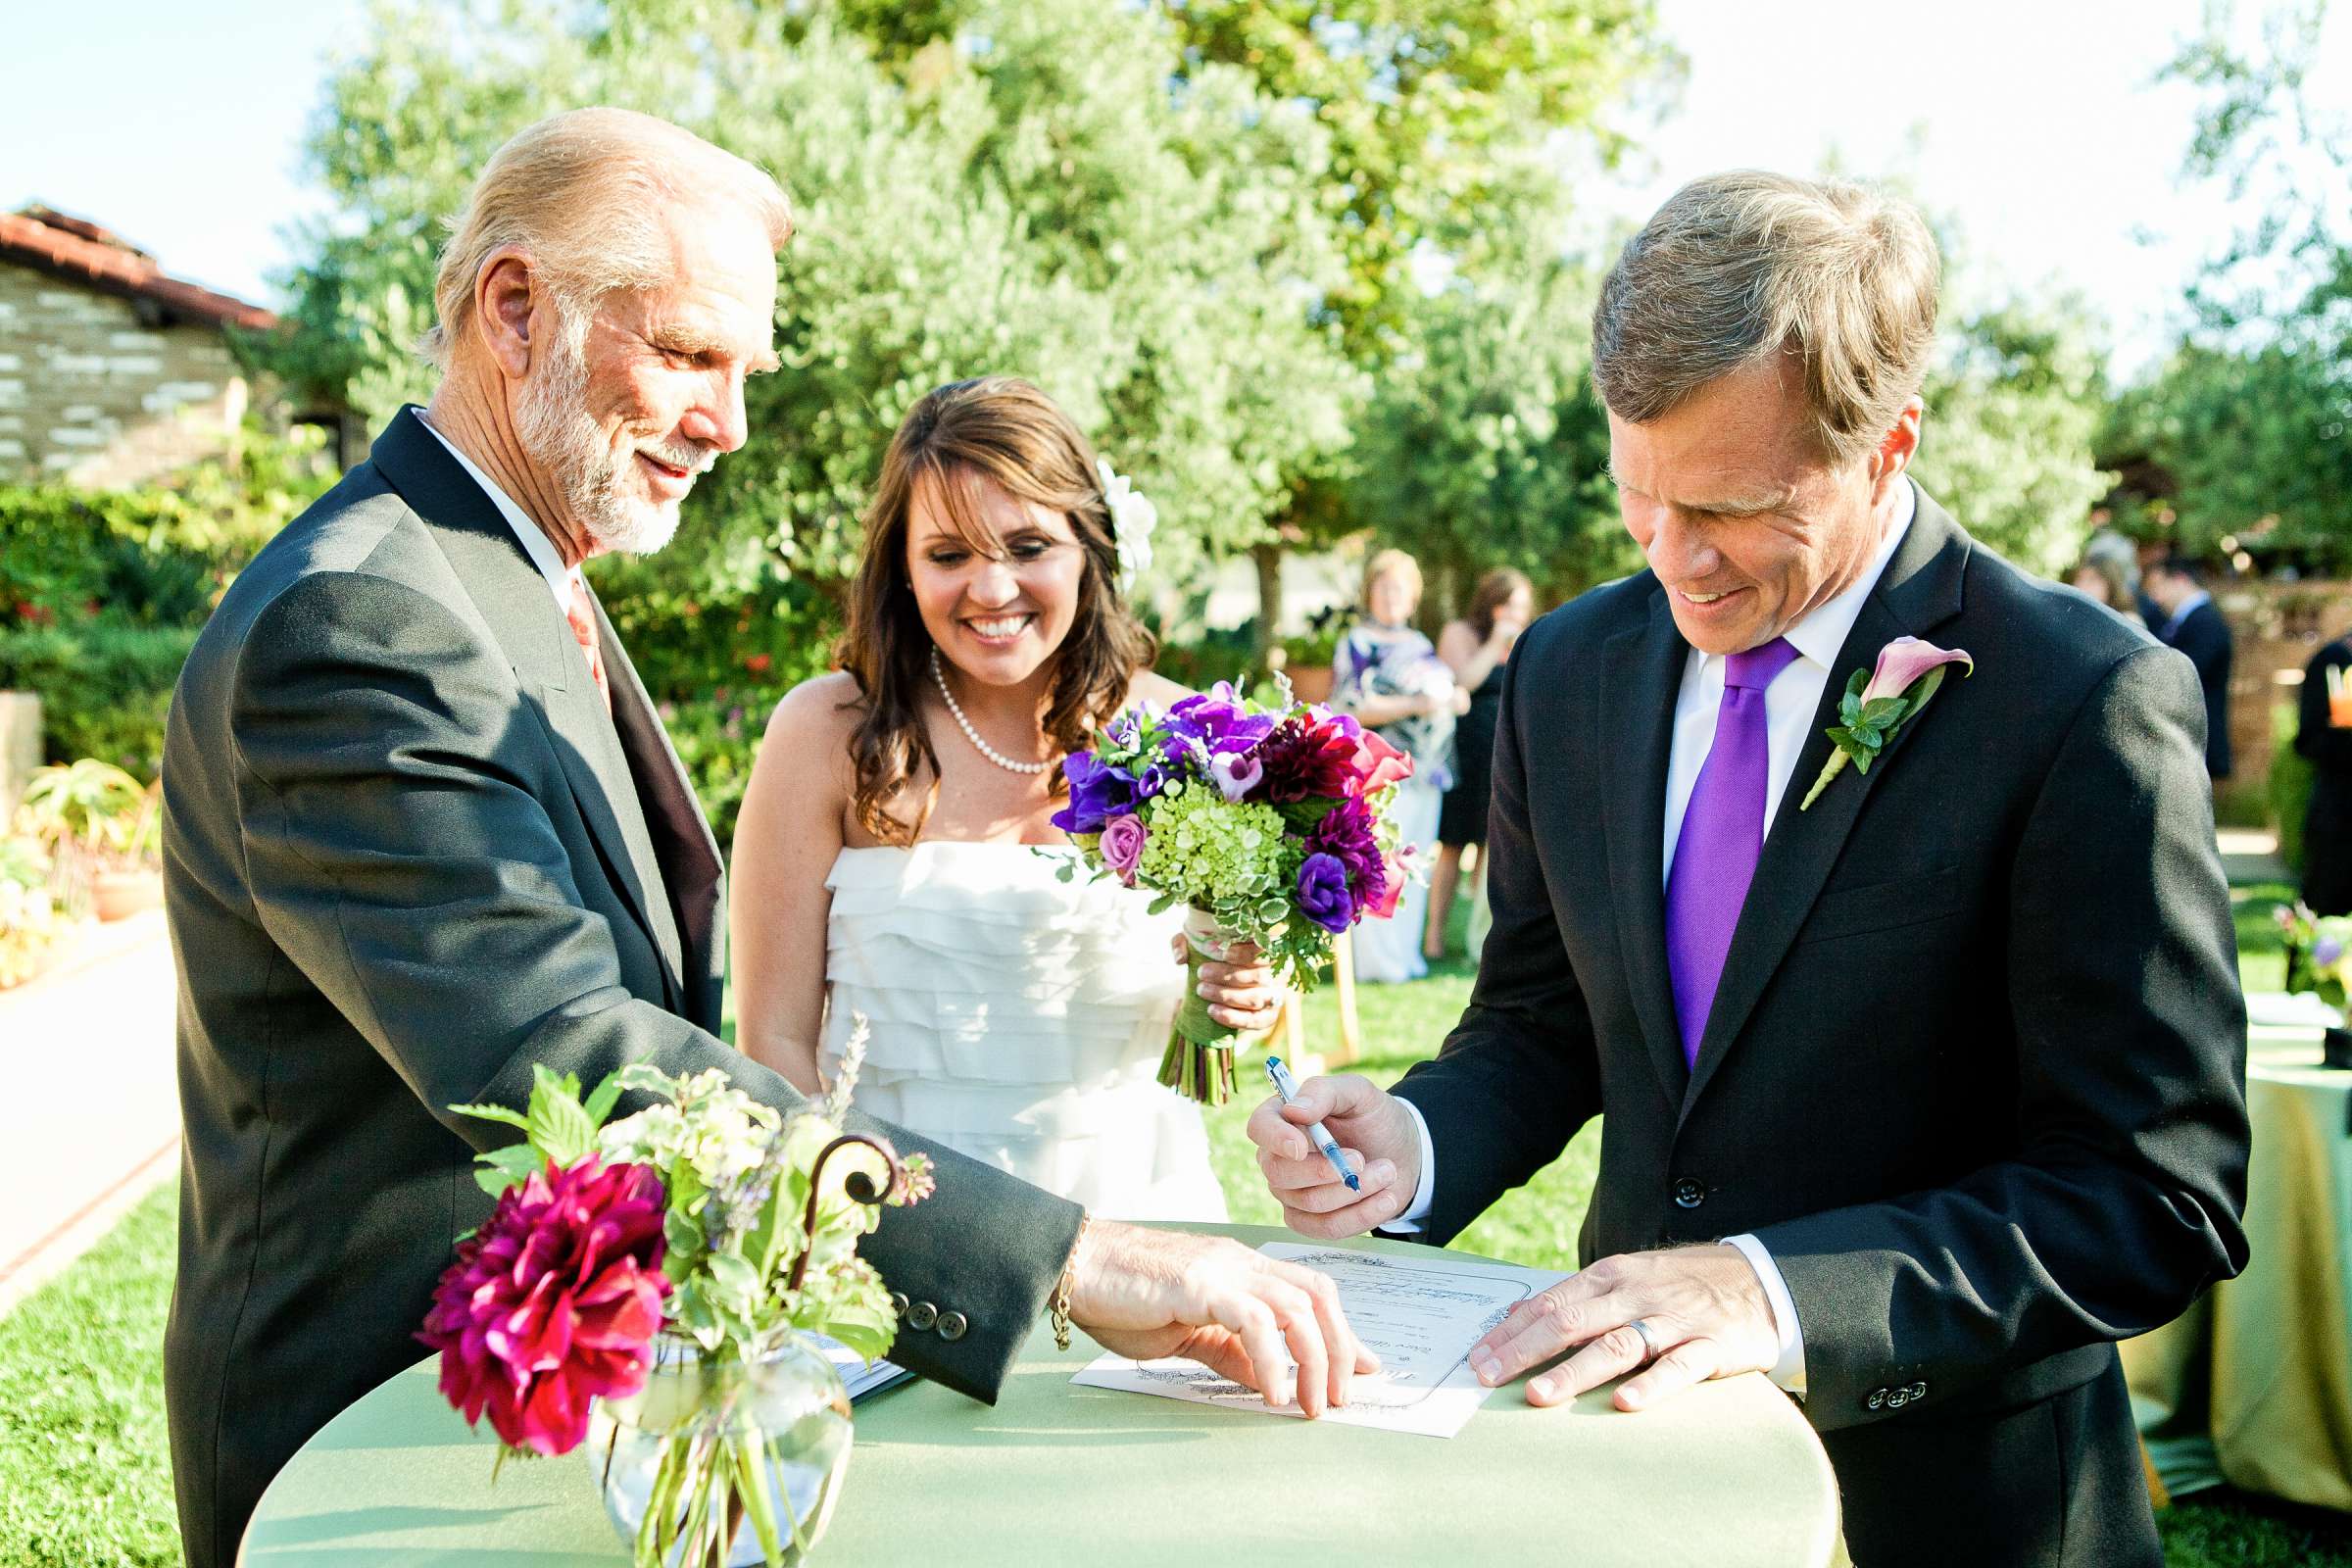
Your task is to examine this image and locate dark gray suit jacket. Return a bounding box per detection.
[1395,491,2250,1565]
[162,410,1083,1568]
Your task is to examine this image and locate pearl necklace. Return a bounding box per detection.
[929,647,1056,775]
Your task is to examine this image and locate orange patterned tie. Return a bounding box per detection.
[564,575,612,716]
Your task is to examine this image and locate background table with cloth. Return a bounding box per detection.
[2122,1000,2352,1512]
[238,1225,1847,1567]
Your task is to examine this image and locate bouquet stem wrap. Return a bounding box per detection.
[1161,906,1245,1105]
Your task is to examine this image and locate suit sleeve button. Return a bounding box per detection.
[890,1292,909,1318]
[937,1310,968,1341]
[1671,1177,1706,1209]
[907,1300,938,1331]
[1866,1388,1886,1410]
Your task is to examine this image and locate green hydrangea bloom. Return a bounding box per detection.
[1137,783,1288,906]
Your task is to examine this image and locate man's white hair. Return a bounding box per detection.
[421,107,791,368]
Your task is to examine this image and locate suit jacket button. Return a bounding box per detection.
[1908,1381,1927,1400]
[1866,1388,1886,1410]
[907,1300,939,1332]
[1671,1177,1706,1209]
[937,1310,968,1341]
[890,1292,909,1318]
[1886,1388,1910,1408]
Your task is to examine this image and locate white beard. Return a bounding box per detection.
[514,308,689,558]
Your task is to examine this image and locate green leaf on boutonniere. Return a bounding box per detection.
[1801,640,1974,809]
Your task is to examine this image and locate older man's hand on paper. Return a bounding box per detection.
[1066,1221,1379,1416]
[1245,1073,1423,1237]
[1469,1247,1781,1412]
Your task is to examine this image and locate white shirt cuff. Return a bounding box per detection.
[1722,1232,1807,1396]
[1375,1096,1440,1235]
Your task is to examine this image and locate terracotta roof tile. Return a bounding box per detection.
[0,207,274,331]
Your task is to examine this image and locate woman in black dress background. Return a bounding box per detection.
[1426,567,1534,961]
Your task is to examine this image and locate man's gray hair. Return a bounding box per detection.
[1592,171,1940,466]
[421,107,793,369]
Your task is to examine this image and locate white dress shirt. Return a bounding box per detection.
[1387,482,1919,1397]
[416,411,578,612]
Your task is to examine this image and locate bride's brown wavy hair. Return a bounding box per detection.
[837,376,1155,846]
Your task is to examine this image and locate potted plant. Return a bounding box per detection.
[1270,606,1348,706]
[0,835,61,989]
[14,759,162,921]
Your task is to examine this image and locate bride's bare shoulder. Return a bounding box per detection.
[1127,668,1194,710]
[760,670,866,754]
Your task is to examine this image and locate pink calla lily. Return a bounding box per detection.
[1860,636,1974,703]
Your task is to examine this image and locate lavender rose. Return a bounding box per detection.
[1100,813,1148,885]
[1297,853,1355,934]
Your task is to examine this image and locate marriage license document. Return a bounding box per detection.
[1072,1243,1571,1438]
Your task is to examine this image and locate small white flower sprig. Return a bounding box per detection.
[1098,457,1157,595]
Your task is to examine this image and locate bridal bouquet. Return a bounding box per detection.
[417,1025,931,1566]
[1051,678,1416,1104]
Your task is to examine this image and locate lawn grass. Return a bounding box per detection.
[1,884,2344,1565]
[0,1181,179,1567]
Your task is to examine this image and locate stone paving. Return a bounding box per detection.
[0,908,178,1316]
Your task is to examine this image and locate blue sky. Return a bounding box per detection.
[5,0,2344,376]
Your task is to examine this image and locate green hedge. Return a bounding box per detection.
[2271,700,2315,876]
[0,625,199,779]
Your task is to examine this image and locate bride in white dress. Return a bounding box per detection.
[727,376,1282,1220]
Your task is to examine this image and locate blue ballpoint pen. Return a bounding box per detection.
[1264,1055,1361,1191]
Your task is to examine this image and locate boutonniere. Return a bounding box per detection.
[1799,636,1974,809]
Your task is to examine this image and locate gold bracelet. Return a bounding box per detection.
[1052,1213,1090,1352]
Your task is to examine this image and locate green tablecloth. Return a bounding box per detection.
[239,1225,1843,1567]
[2122,1024,2352,1511]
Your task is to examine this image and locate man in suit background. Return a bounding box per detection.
[1250,172,2248,1565]
[2146,556,2236,784]
[163,108,1364,1568]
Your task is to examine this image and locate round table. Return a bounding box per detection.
[240,1224,1844,1567]
[2123,1018,2352,1512]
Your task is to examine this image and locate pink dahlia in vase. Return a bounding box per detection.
[416,1152,671,1457]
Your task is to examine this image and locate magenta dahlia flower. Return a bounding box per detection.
[417,1154,671,1455]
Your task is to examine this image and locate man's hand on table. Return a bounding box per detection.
[1470,1245,1781,1411]
[1066,1220,1379,1417]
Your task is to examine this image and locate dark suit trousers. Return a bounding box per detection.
[1823,1358,2160,1568]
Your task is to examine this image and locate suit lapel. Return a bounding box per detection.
[369,408,687,1012]
[1680,492,1973,1119]
[1599,585,1695,1105]
[595,592,723,1032]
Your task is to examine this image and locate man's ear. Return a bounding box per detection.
[473,248,539,381]
[1869,396,1924,503]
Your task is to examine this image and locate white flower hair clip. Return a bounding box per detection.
[1098,457,1157,595]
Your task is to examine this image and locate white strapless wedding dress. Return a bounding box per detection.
[818,842,1229,1221]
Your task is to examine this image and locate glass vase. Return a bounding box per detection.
[586,1334,854,1567]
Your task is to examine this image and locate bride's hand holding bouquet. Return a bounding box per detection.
[1049,678,1417,1103]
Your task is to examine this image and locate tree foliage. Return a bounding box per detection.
[1913,293,2116,577]
[2096,0,2352,567]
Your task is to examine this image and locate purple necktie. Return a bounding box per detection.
[1665,636,1799,1068]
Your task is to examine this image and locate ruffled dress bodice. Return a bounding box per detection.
[818,842,1228,1221]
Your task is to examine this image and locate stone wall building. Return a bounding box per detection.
[0,206,277,489]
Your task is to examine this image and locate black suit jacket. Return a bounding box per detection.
[2294,637,2352,912]
[162,411,1083,1568]
[1395,492,2248,1564]
[2162,597,2234,780]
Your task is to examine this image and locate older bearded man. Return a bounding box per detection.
[163,108,1365,1568]
[1250,172,2249,1565]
